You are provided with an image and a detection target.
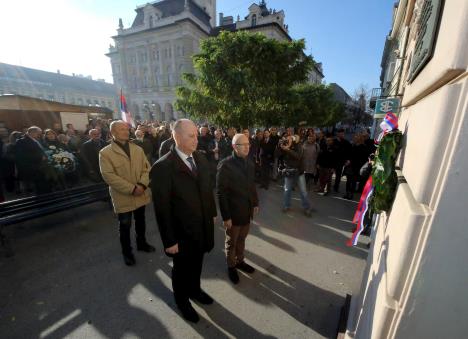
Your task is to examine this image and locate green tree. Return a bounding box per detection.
[176,31,313,127]
[286,83,345,127]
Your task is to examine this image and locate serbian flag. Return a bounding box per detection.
[120,89,135,127]
[347,177,374,246]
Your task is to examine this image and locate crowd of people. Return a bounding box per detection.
[0,119,176,201]
[0,117,374,204]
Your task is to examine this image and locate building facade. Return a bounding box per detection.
[107,0,323,121]
[346,1,468,338]
[106,0,215,121]
[0,62,118,115]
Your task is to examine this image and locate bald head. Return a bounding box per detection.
[232,133,250,158]
[110,120,129,143]
[172,119,198,155]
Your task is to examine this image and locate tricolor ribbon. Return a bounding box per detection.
[347,176,374,246]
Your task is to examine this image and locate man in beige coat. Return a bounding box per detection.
[99,120,155,266]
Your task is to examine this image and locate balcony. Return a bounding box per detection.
[369,88,383,109]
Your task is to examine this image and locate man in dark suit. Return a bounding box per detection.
[259,129,276,189]
[80,129,107,182]
[15,126,49,194]
[217,133,259,284]
[150,119,217,323]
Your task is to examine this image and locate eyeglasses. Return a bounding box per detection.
[235,143,250,147]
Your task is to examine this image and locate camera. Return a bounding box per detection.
[279,138,289,147]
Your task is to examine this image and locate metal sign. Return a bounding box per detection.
[409,0,444,82]
[374,98,400,118]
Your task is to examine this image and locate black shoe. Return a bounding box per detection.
[137,243,156,252]
[177,302,199,323]
[190,290,214,305]
[123,253,136,266]
[236,261,255,274]
[228,267,239,284]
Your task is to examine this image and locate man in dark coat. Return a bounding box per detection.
[15,126,49,194]
[80,129,107,182]
[217,133,259,284]
[333,129,352,192]
[150,119,217,324]
[259,129,276,189]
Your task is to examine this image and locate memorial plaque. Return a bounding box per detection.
[408,0,444,82]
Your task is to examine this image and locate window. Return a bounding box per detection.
[149,15,153,28]
[251,14,257,26]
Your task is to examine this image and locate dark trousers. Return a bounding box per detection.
[173,249,204,305]
[117,205,147,256]
[334,164,344,190]
[345,172,358,196]
[304,173,315,191]
[260,160,271,188]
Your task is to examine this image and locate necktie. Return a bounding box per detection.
[186,156,197,175]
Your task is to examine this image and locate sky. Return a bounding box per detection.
[0,0,395,96]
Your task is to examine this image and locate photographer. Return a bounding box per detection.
[278,134,312,217]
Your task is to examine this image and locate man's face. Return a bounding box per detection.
[337,131,345,140]
[243,129,250,139]
[307,135,316,144]
[135,130,144,140]
[90,130,101,140]
[264,130,270,139]
[227,127,236,138]
[233,135,250,158]
[112,123,130,142]
[269,127,277,136]
[53,123,61,131]
[214,129,222,139]
[175,121,198,154]
[200,127,208,137]
[30,129,42,140]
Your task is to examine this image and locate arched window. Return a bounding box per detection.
[251,14,257,26]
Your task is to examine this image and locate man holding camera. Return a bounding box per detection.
[278,133,313,217]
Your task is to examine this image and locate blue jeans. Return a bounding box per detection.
[283,173,311,210]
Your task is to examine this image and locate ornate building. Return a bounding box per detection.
[107,0,323,121]
[0,62,118,114]
[106,0,216,121]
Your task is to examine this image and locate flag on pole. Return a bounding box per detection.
[120,89,135,127]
